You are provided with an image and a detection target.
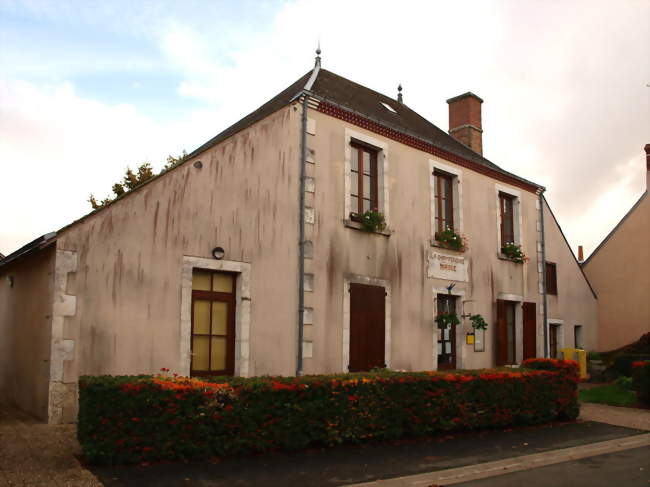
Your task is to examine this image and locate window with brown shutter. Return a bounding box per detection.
[350,142,379,217]
[434,171,455,233]
[546,262,557,295]
[499,192,515,246]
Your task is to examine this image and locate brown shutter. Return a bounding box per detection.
[349,283,386,372]
[495,299,508,366]
[522,302,537,360]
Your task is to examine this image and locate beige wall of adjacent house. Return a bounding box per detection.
[542,201,598,355]
[0,246,55,420]
[301,107,545,374]
[583,193,649,351]
[49,105,301,420]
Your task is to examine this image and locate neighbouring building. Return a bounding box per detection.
[0,53,598,423]
[582,145,650,352]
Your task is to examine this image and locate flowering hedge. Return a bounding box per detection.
[78,361,579,465]
[631,361,650,406]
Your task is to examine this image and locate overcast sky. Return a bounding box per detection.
[1,0,648,258]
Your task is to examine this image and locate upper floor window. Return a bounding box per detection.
[350,142,379,215]
[546,262,558,295]
[499,192,515,245]
[434,171,454,233]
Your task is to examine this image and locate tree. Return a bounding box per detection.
[88,152,186,210]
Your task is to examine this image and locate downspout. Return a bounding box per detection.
[539,190,548,357]
[296,48,321,377]
[296,93,308,377]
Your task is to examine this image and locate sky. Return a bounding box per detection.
[1,0,648,258]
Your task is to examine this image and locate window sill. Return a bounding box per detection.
[430,240,466,253]
[497,254,525,264]
[343,220,392,236]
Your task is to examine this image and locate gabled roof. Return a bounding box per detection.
[582,190,647,266]
[2,64,542,266]
[543,197,597,299]
[188,67,541,190]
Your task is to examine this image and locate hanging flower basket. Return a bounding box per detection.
[435,312,460,329]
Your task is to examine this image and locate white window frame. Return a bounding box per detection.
[344,128,389,224]
[180,256,252,377]
[495,184,523,255]
[429,159,463,240]
[342,274,392,372]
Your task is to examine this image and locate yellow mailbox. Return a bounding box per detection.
[560,348,588,380]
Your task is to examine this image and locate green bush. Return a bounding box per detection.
[612,354,650,377]
[631,361,650,406]
[78,363,579,465]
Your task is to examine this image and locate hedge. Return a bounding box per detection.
[612,354,650,377]
[78,359,579,465]
[631,361,650,406]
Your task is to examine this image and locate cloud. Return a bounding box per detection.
[0,0,648,256]
[0,78,222,253]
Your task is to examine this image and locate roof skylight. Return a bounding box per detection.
[381,102,397,113]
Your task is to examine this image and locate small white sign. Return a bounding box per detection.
[427,251,468,282]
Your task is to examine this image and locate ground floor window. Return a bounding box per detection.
[549,324,561,358]
[437,294,457,369]
[190,269,236,376]
[574,325,583,349]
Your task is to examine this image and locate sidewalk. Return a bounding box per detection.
[0,402,100,487]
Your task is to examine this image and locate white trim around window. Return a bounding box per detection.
[495,183,523,253]
[342,274,392,372]
[344,128,389,224]
[546,318,565,358]
[429,159,464,238]
[180,256,252,377]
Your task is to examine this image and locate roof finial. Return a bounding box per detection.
[315,41,321,68]
[397,83,403,103]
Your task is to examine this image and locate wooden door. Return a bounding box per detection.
[349,283,386,372]
[190,270,236,376]
[522,302,537,360]
[437,294,457,369]
[495,300,508,366]
[496,300,517,365]
[549,324,559,358]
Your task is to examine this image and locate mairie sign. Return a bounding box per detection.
[427,251,468,282]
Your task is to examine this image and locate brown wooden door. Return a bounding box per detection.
[495,299,508,366]
[522,302,537,360]
[496,300,517,365]
[549,324,559,358]
[349,283,386,372]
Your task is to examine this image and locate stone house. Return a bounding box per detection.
[582,145,649,351]
[0,55,598,423]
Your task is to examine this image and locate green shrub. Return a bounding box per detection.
[78,363,579,465]
[631,361,650,406]
[587,352,602,361]
[615,375,633,391]
[612,354,650,377]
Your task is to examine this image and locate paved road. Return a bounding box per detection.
[454,446,650,487]
[88,422,645,487]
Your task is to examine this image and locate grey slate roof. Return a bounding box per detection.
[188,67,541,189]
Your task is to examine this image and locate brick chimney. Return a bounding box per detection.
[447,92,484,155]
[578,245,584,263]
